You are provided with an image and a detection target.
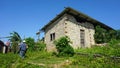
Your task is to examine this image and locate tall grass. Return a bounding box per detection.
[0,40,120,68]
[76,39,120,56]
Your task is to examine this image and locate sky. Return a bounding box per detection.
[0,0,120,42]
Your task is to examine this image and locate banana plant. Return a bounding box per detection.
[9,31,22,53]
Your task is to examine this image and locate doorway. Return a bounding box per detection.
[80,30,85,47]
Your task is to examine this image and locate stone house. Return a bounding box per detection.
[41,7,113,51]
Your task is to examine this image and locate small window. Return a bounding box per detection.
[50,33,55,41]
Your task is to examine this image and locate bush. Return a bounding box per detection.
[11,41,19,54]
[54,36,74,57]
[25,37,35,51]
[35,41,46,51]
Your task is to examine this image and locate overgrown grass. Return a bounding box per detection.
[75,39,120,56]
[1,51,120,68]
[0,51,70,68]
[26,51,66,64]
[73,39,120,68]
[0,40,120,68]
[69,54,120,68]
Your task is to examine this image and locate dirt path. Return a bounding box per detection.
[27,62,45,66]
[27,60,72,68]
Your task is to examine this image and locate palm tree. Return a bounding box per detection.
[9,31,22,53]
[9,31,22,42]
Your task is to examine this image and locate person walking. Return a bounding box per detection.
[19,40,27,58]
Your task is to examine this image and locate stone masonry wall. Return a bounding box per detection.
[64,14,95,48]
[44,14,67,51]
[44,14,95,51]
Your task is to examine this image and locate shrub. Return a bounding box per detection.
[25,37,35,51]
[35,41,46,51]
[11,41,19,54]
[54,36,74,57]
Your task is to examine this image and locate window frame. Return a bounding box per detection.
[50,33,55,41]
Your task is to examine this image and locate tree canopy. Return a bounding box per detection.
[94,25,119,44]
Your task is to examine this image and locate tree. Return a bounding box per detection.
[94,25,119,44]
[9,31,22,53]
[108,30,117,41]
[94,26,107,43]
[9,31,22,42]
[116,30,120,40]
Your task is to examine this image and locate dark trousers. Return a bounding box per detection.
[19,50,25,58]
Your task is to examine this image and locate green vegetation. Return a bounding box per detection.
[76,39,120,57]
[94,26,117,43]
[35,40,46,51]
[54,36,74,57]
[73,40,120,68]
[25,37,35,51]
[25,37,46,51]
[0,51,71,68]
[70,54,120,68]
[116,30,120,39]
[1,31,120,68]
[9,31,22,53]
[9,31,22,43]
[0,44,120,68]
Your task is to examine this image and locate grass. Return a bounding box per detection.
[1,51,120,68]
[0,40,120,68]
[75,39,120,56]
[0,51,88,68]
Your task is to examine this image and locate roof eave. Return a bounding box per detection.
[66,7,114,30]
[40,7,114,31]
[40,9,69,31]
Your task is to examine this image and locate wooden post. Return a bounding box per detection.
[36,31,40,41]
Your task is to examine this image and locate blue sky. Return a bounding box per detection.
[0,0,120,42]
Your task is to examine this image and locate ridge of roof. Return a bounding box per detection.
[41,7,113,31]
